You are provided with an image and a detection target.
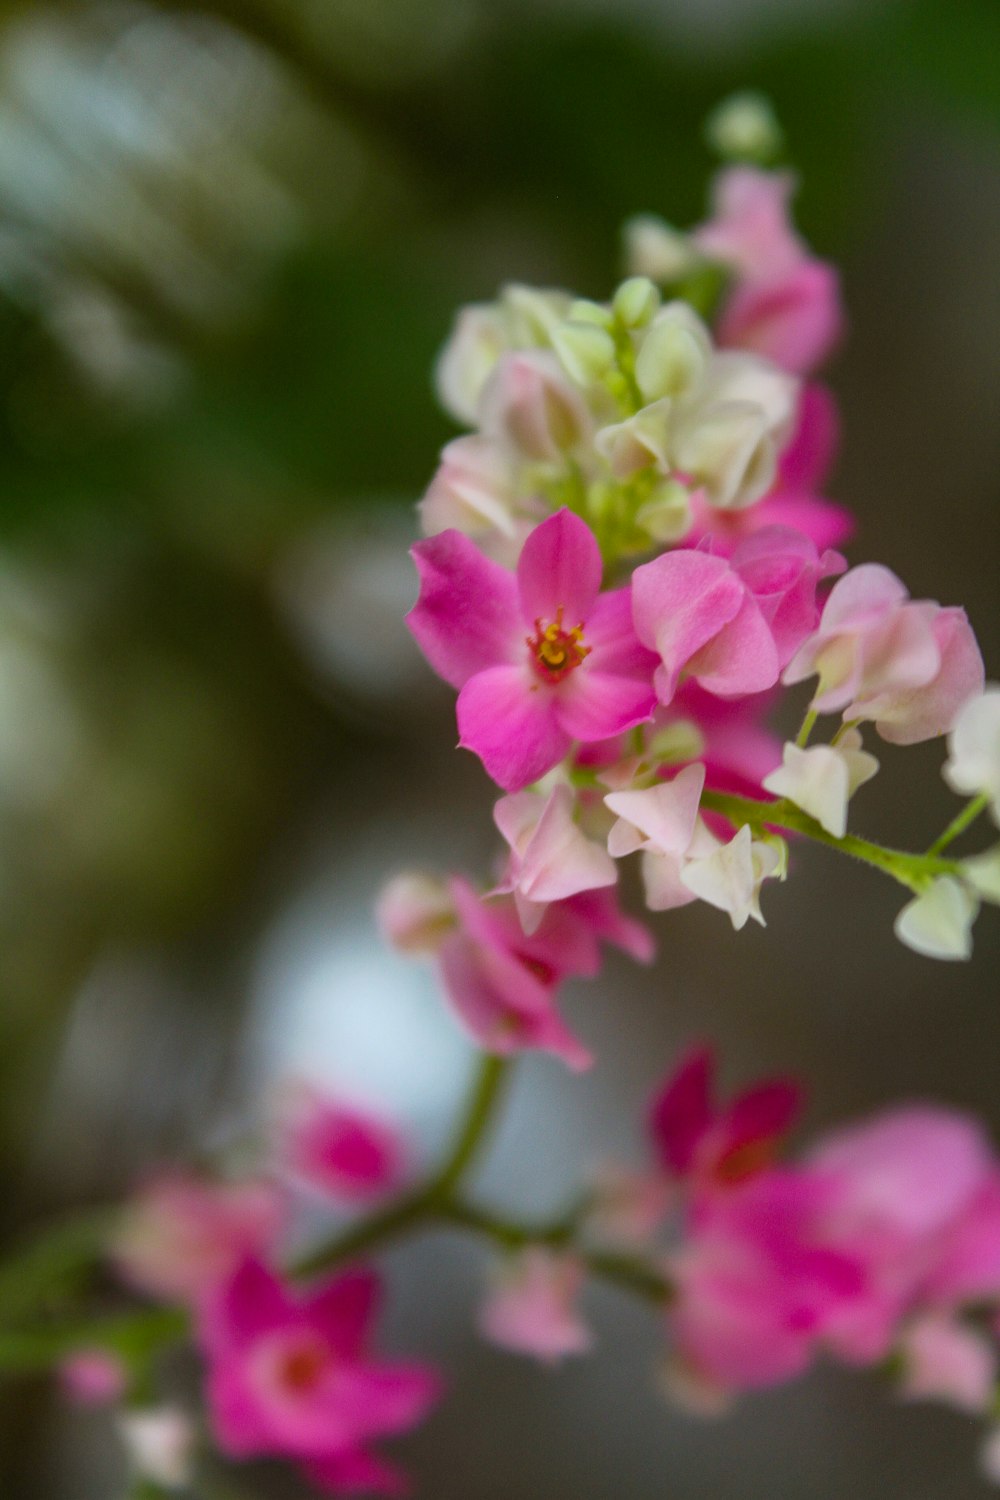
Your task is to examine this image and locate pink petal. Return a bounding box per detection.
[202,1259,292,1351]
[555,668,657,743]
[718,262,842,375]
[557,887,656,965]
[872,608,984,745]
[340,1364,443,1438]
[649,1046,715,1174]
[584,587,661,677]
[685,593,781,697]
[305,1270,380,1360]
[516,509,603,627]
[307,1450,411,1497]
[407,531,519,690]
[631,550,746,705]
[457,664,570,791]
[778,383,840,492]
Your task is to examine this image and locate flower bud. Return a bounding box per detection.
[376,871,455,954]
[762,736,878,839]
[705,91,784,166]
[434,303,507,425]
[894,877,979,961]
[623,214,700,283]
[551,320,617,386]
[595,399,672,478]
[634,303,712,402]
[613,276,661,329]
[635,478,693,543]
[478,350,592,461]
[501,283,573,345]
[419,436,516,541]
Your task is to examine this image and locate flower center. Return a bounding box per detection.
[527,606,590,684]
[276,1336,329,1395]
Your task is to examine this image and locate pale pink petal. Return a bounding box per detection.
[407,531,520,690]
[899,1314,996,1414]
[498,784,616,905]
[516,509,602,626]
[457,664,570,791]
[871,608,984,745]
[605,764,706,856]
[811,1107,992,1239]
[479,1249,592,1363]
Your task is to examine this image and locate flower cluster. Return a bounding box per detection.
[23,115,1000,1499]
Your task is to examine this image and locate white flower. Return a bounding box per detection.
[762,733,879,838]
[680,823,785,930]
[943,685,1000,826]
[894,877,979,961]
[117,1407,194,1489]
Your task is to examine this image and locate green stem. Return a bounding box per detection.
[434,1200,670,1303]
[927,792,990,856]
[795,707,818,748]
[294,1054,509,1279]
[700,789,963,894]
[430,1054,510,1199]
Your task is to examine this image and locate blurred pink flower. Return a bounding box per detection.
[281,1089,407,1205]
[478,1248,592,1364]
[695,167,843,375]
[200,1260,440,1496]
[113,1173,286,1304]
[59,1348,127,1407]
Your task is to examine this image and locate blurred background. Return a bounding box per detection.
[0,0,997,1494]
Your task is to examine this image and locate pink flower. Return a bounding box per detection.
[280,1089,407,1206]
[631,526,844,705]
[199,1259,441,1496]
[434,877,652,1070]
[59,1349,127,1407]
[113,1174,287,1304]
[669,1167,866,1390]
[783,564,985,743]
[649,1045,801,1191]
[921,1172,1000,1306]
[807,1106,995,1364]
[493,781,617,933]
[694,168,843,375]
[478,1248,592,1364]
[897,1313,996,1414]
[407,510,658,791]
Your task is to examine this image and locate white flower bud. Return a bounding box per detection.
[634,303,713,402]
[612,276,661,329]
[705,91,784,165]
[594,399,672,479]
[762,737,879,838]
[962,847,1000,905]
[894,877,979,961]
[434,303,508,424]
[943,685,1000,825]
[551,320,617,386]
[623,215,700,283]
[635,478,693,543]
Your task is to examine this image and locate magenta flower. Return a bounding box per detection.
[407,509,658,791]
[631,525,844,705]
[649,1044,802,1190]
[280,1089,407,1206]
[435,878,652,1071]
[200,1259,441,1496]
